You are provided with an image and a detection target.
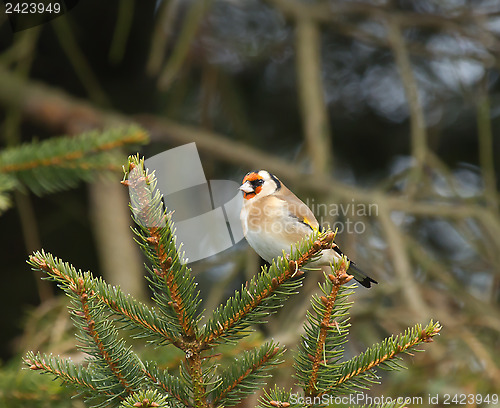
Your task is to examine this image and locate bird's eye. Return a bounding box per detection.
[253,179,264,186]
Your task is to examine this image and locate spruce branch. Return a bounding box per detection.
[123,156,201,342]
[201,231,339,348]
[257,385,409,408]
[28,251,146,405]
[23,351,107,399]
[186,352,208,408]
[29,250,179,346]
[23,352,127,408]
[94,280,181,346]
[328,320,441,396]
[0,125,148,196]
[210,342,284,407]
[123,155,206,408]
[142,362,191,407]
[295,259,355,396]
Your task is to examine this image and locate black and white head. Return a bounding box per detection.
[239,170,281,200]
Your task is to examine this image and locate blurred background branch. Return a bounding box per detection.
[295,17,332,174]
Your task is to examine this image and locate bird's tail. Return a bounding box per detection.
[348,264,378,288]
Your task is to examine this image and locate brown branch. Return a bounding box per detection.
[266,0,500,75]
[377,196,430,320]
[305,263,353,397]
[186,351,208,408]
[0,65,489,219]
[267,0,500,46]
[386,17,428,190]
[295,17,332,173]
[148,227,196,339]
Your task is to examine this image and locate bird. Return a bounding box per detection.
[239,170,377,288]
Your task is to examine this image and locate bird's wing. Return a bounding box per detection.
[276,185,320,231]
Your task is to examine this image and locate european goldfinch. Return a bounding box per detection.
[239,170,377,288]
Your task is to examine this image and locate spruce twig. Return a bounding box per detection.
[27,252,146,406]
[0,126,148,196]
[210,342,284,407]
[304,260,354,396]
[124,157,201,342]
[141,362,191,407]
[29,251,179,345]
[23,351,110,399]
[328,320,441,396]
[123,157,207,408]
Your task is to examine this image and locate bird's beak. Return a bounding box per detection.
[239,181,254,193]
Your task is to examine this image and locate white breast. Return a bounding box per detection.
[244,227,291,263]
[241,198,306,262]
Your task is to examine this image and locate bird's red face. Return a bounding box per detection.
[240,172,264,200]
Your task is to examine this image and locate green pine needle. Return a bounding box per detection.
[142,361,191,407]
[121,389,170,408]
[258,386,409,408]
[0,126,148,196]
[258,386,299,408]
[23,351,122,408]
[210,341,285,407]
[28,251,147,403]
[124,155,202,339]
[294,271,355,395]
[330,320,441,396]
